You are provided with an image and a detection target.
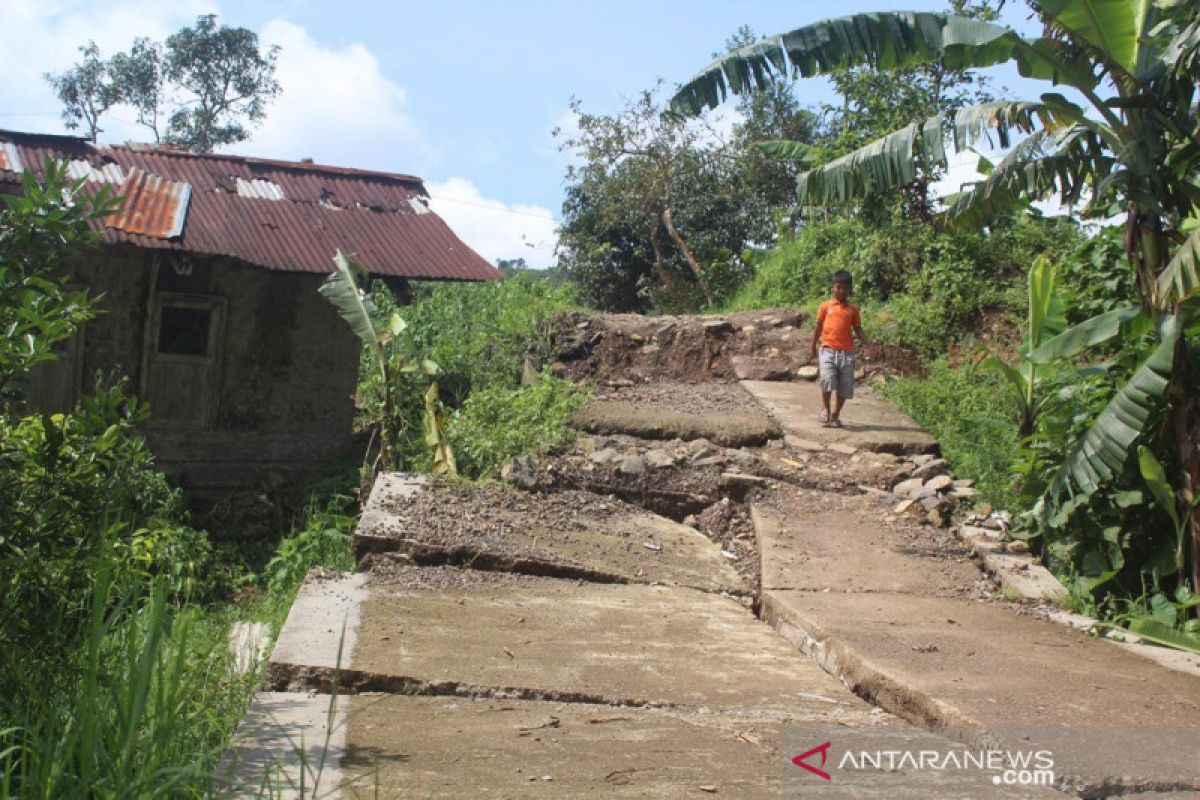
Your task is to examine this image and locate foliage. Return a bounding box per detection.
[263,492,356,604]
[384,272,574,407]
[1058,227,1138,323]
[369,273,581,477]
[1,164,207,660]
[448,374,590,479]
[42,43,121,142]
[46,14,281,152]
[727,214,1081,357]
[670,0,1200,606]
[883,357,1020,508]
[0,159,111,404]
[556,86,766,312]
[319,251,450,476]
[982,256,1066,437]
[0,576,256,798]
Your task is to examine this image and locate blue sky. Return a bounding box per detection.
[1,1,1047,267]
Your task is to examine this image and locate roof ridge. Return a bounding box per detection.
[0,128,426,186]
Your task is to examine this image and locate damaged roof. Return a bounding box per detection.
[0,129,503,282]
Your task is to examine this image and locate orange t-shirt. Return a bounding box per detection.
[817,299,861,353]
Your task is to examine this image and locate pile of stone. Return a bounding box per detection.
[887,454,979,528]
[582,435,756,477]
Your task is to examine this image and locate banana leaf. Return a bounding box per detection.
[796,117,945,206]
[1126,618,1200,654]
[1046,316,1179,500]
[1036,0,1158,81]
[1155,225,1200,306]
[1027,305,1143,363]
[668,12,1013,117]
[318,250,385,380]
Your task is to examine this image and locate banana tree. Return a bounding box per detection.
[669,1,1200,594]
[984,255,1066,438]
[318,250,455,477]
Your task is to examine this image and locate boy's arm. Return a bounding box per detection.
[854,323,870,348]
[810,319,824,358]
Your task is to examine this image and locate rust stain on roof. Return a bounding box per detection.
[104,167,191,239]
[0,142,22,173]
[0,128,501,282]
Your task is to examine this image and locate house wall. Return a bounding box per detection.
[26,246,361,491]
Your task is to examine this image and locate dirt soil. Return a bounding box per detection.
[550,308,913,385]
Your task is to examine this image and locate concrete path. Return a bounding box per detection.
[740,379,937,455]
[227,475,1066,797]
[571,399,781,447]
[753,491,1200,796]
[226,376,1198,798]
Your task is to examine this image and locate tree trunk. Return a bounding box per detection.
[1171,336,1200,603]
[662,206,716,309]
[648,224,687,309]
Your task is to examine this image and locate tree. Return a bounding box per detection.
[669,2,1200,598]
[45,15,280,153]
[159,15,281,152]
[44,43,121,142]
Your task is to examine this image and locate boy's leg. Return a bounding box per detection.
[817,348,835,423]
[832,394,846,418]
[829,357,854,425]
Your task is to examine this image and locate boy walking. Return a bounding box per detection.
[809,270,869,428]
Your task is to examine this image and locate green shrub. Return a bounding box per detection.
[882,357,1020,509]
[448,374,590,479]
[0,379,209,654]
[1,576,254,798]
[726,214,1083,356]
[359,273,578,474]
[263,492,357,605]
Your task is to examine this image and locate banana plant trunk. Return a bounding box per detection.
[1171,337,1200,602]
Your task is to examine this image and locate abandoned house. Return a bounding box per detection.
[0,128,502,490]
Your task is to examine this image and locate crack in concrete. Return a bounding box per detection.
[267,661,680,710]
[357,540,755,598]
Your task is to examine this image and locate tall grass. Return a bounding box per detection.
[0,480,360,799]
[0,574,255,798]
[881,357,1020,509]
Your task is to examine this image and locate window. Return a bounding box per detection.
[158,305,212,356]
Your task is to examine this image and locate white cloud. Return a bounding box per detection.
[427,177,558,270]
[0,0,212,141]
[238,19,435,173]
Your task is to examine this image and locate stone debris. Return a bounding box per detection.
[924,474,953,492]
[784,435,824,452]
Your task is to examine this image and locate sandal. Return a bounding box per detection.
[817,410,830,424]
[829,418,844,428]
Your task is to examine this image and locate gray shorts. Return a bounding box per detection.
[819,347,855,399]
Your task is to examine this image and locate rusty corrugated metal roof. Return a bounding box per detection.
[104,167,190,238]
[0,128,503,282]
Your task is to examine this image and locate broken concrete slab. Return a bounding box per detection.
[355,494,746,594]
[221,691,348,799]
[270,567,873,720]
[269,570,367,677]
[977,551,1067,602]
[570,399,781,447]
[343,695,786,799]
[761,590,1200,794]
[740,380,937,456]
[752,503,982,594]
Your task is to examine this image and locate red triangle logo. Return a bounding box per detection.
[792,741,833,781]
